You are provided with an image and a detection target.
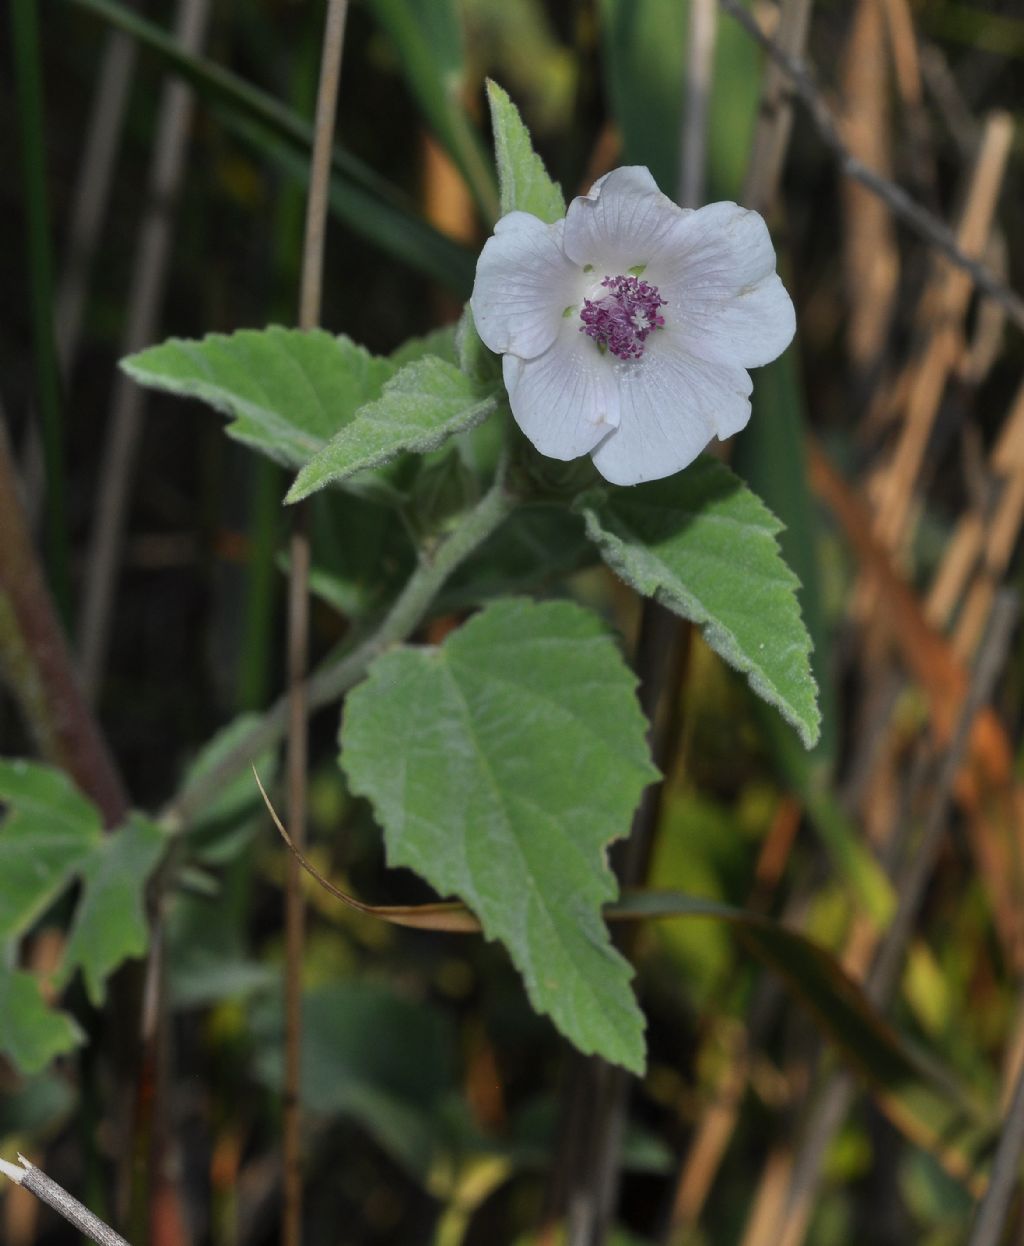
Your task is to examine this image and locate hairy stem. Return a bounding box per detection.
[164,475,515,830]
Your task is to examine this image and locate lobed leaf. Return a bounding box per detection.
[59,816,166,1006]
[0,760,102,939]
[0,761,166,1060]
[0,969,83,1074]
[577,458,820,748]
[340,598,657,1071]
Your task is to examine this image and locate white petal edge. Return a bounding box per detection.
[470,212,581,361]
[504,327,621,462]
[590,338,753,486]
[647,202,796,369]
[562,166,689,275]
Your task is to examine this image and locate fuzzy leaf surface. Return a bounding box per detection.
[487,80,566,224]
[341,599,657,1072]
[286,356,499,502]
[122,327,395,467]
[577,459,820,747]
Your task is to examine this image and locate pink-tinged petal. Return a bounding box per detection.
[471,212,581,361]
[647,202,795,368]
[504,328,621,462]
[590,337,752,486]
[563,167,689,273]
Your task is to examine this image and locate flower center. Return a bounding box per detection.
[579,274,667,361]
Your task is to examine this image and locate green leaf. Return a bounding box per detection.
[341,599,657,1072]
[0,968,82,1074]
[735,349,837,766]
[0,759,102,938]
[59,815,166,1006]
[286,356,500,503]
[0,760,166,1020]
[577,458,820,748]
[486,80,566,224]
[389,324,459,370]
[122,327,396,469]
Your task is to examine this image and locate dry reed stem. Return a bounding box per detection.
[931,373,1024,637]
[950,381,1024,656]
[680,0,717,210]
[283,6,351,1246]
[880,0,923,107]
[813,441,1023,965]
[841,0,899,370]
[56,31,136,374]
[722,0,1024,329]
[668,1028,750,1237]
[960,236,1009,386]
[757,596,1018,1246]
[77,0,211,703]
[741,0,813,214]
[661,799,801,1241]
[871,111,1013,555]
[739,1147,796,1246]
[879,0,936,191]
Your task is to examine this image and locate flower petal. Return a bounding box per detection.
[504,327,621,462]
[590,337,752,486]
[563,167,689,274]
[470,212,581,361]
[648,202,795,368]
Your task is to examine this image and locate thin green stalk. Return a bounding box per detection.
[166,475,515,828]
[11,0,70,621]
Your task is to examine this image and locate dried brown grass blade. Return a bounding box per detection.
[810,441,1023,964]
[253,767,482,934]
[871,112,1013,555]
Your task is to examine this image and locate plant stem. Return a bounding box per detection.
[0,415,128,827]
[77,0,212,702]
[283,2,351,1241]
[164,475,515,823]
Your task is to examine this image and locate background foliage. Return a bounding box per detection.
[2,2,1024,1245]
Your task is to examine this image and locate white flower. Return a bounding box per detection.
[470,166,796,486]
